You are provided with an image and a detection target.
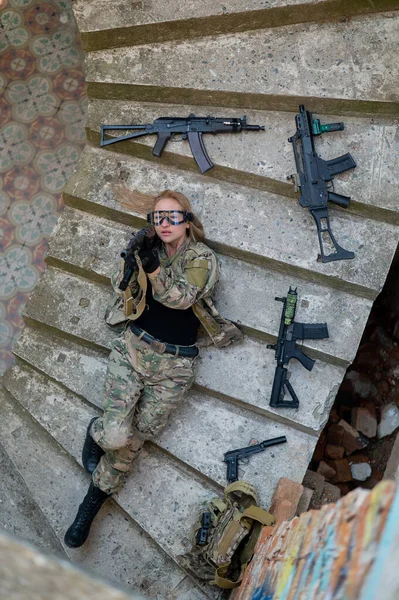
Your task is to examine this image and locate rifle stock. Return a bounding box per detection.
[310,207,355,263]
[269,365,299,409]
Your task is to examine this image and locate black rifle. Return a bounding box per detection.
[118,227,153,291]
[288,105,357,263]
[267,287,329,409]
[224,437,287,483]
[100,114,265,173]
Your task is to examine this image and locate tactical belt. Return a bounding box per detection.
[130,323,199,358]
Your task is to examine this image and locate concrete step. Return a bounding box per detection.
[74,0,319,34]
[3,357,315,510]
[86,12,399,115]
[0,385,207,600]
[0,530,144,600]
[47,207,372,366]
[74,0,399,51]
[0,417,66,558]
[19,267,345,431]
[0,356,268,600]
[64,146,399,297]
[14,328,108,406]
[86,99,399,222]
[13,322,341,436]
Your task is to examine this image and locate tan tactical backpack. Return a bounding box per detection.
[178,481,275,589]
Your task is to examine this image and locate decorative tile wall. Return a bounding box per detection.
[0,0,87,374]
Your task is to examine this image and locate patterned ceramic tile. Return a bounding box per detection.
[0,0,87,374]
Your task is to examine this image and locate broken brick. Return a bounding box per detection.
[325,444,345,460]
[320,482,341,505]
[312,431,327,462]
[302,470,325,503]
[296,487,314,515]
[330,458,352,484]
[317,461,336,480]
[269,478,304,523]
[326,424,344,446]
[351,406,377,438]
[339,419,369,455]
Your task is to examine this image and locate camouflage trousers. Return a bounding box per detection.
[91,327,196,494]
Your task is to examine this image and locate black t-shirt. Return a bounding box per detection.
[134,279,200,345]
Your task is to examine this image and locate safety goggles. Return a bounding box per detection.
[147,210,193,226]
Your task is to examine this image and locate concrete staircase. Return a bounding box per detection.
[1,1,399,598]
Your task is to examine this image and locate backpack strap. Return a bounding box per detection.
[239,506,275,567]
[224,480,259,507]
[123,257,147,321]
[213,504,275,589]
[241,505,275,527]
[214,563,248,589]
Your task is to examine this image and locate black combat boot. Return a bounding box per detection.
[82,417,104,474]
[64,482,110,548]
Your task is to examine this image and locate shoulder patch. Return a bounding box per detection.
[186,258,209,288]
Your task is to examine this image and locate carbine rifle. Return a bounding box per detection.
[288,105,357,263]
[100,114,265,173]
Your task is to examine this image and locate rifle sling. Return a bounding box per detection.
[123,257,147,320]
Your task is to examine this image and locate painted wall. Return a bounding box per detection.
[232,480,398,600]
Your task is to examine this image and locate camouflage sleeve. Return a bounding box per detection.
[149,250,217,310]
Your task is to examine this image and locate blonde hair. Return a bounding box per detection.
[113,186,205,242]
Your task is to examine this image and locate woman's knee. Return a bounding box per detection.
[100,425,131,450]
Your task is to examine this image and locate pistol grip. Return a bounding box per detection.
[225,456,238,483]
[152,132,171,157]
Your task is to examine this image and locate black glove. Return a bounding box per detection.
[138,232,160,273]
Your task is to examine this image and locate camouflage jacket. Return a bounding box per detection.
[105,237,242,348]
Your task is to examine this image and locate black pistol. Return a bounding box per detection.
[224,437,287,483]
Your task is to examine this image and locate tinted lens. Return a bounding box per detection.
[147,210,187,225]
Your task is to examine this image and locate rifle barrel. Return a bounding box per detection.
[244,125,265,130]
